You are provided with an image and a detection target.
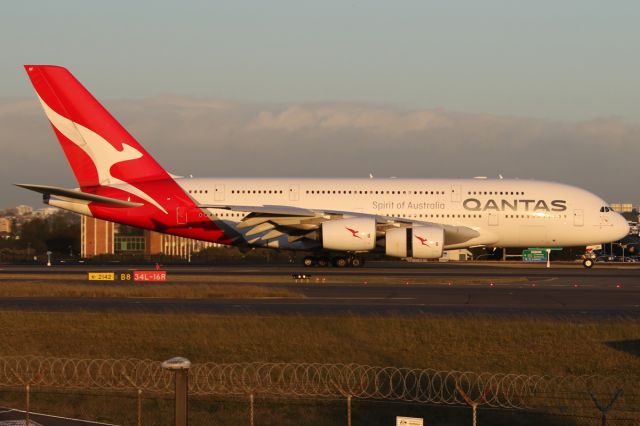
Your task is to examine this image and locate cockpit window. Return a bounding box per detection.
[600,206,611,212]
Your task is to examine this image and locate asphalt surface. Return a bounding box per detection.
[0,262,639,317]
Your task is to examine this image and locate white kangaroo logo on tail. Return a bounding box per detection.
[37,95,168,214]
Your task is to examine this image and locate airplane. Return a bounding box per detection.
[17,65,629,268]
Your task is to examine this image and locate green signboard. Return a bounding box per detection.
[522,247,562,262]
[523,249,546,262]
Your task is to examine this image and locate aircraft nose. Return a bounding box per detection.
[611,213,630,241]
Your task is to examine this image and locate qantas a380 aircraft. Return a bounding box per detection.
[18,65,628,268]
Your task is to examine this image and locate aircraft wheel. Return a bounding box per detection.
[317,257,330,267]
[350,257,364,268]
[333,257,348,268]
[582,258,594,269]
[303,256,316,267]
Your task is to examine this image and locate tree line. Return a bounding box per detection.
[0,212,80,262]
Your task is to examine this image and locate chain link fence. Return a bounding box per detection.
[0,356,637,425]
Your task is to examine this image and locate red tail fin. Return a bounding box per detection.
[24,65,233,244]
[24,65,170,187]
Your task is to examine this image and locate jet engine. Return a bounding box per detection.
[385,224,444,259]
[322,217,377,251]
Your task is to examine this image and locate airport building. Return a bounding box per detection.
[81,216,219,259]
[81,216,116,258]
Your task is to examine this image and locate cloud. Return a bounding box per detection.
[250,104,452,133]
[1,97,639,207]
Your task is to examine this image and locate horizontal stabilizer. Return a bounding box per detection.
[15,184,143,208]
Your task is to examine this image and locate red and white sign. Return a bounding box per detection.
[133,271,167,282]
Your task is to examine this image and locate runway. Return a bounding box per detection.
[0,262,639,316]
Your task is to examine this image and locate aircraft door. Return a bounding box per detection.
[488,211,499,226]
[214,184,225,201]
[451,184,461,202]
[573,209,584,226]
[289,184,300,202]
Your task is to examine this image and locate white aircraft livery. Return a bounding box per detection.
[18,65,629,268]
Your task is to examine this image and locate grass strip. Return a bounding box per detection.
[0,311,637,379]
[0,282,303,298]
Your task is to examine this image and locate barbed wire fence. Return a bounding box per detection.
[0,356,638,425]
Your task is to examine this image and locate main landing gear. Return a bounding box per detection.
[302,255,365,268]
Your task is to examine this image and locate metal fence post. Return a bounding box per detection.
[137,388,142,426]
[25,383,30,425]
[249,393,254,426]
[589,389,623,426]
[347,394,352,426]
[162,357,192,426]
[471,403,477,426]
[455,382,488,426]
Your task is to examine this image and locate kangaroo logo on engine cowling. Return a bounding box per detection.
[463,198,567,212]
[345,227,362,239]
[415,235,430,246]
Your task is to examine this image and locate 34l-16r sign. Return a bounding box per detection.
[133,271,167,282]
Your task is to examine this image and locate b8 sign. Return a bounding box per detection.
[117,272,133,282]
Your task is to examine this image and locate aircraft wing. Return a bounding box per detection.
[199,203,482,247]
[199,204,317,217]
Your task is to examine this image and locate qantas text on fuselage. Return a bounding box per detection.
[463,199,566,212]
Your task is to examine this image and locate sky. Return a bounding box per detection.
[1,1,639,207]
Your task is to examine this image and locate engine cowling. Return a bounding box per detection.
[385,224,444,259]
[322,217,377,251]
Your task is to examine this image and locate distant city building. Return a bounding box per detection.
[0,218,12,235]
[81,216,219,259]
[610,203,635,213]
[14,205,33,216]
[33,207,60,218]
